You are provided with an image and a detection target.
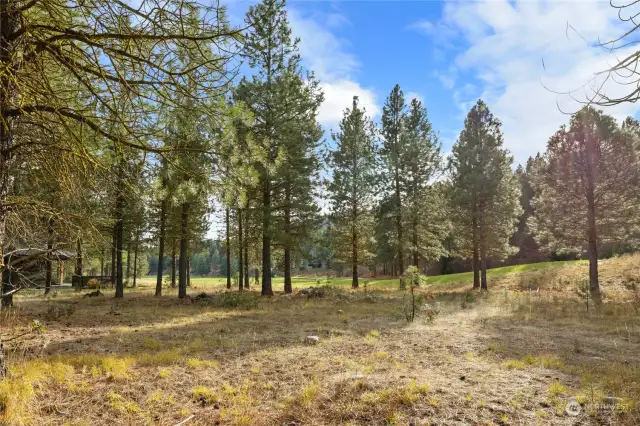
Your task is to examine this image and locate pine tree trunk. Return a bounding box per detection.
[284,183,292,293]
[352,213,359,289]
[126,244,131,285]
[238,208,244,291]
[178,203,189,299]
[472,215,480,290]
[254,268,259,287]
[480,212,488,290]
[132,232,139,288]
[226,207,231,289]
[261,178,273,295]
[45,218,53,295]
[155,197,166,296]
[75,237,83,291]
[587,194,600,298]
[115,192,124,298]
[170,239,176,289]
[243,231,249,289]
[111,228,116,288]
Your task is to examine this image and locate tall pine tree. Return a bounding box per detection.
[448,100,521,290]
[327,96,377,288]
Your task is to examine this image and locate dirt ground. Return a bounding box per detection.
[1,257,640,425]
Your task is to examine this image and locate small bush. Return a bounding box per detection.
[503,359,526,370]
[192,386,218,405]
[548,380,567,397]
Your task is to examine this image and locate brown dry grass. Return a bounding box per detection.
[1,255,639,425]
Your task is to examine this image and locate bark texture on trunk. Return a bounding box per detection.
[178,203,189,299]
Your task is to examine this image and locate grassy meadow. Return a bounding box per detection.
[131,259,588,291]
[1,255,639,425]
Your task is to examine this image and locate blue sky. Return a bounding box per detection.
[210,0,640,237]
[228,0,640,166]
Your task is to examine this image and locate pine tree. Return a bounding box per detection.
[530,107,640,296]
[380,85,408,285]
[235,0,320,295]
[327,96,377,288]
[401,98,447,270]
[448,100,521,290]
[276,73,323,293]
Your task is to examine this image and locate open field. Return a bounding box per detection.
[128,259,588,291]
[1,255,639,425]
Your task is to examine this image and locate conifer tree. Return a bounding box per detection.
[530,107,640,296]
[327,96,377,288]
[235,0,321,295]
[401,99,447,269]
[380,85,408,284]
[448,100,521,290]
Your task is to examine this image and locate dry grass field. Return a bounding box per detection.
[1,255,639,425]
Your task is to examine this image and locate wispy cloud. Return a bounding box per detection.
[289,8,380,130]
[414,0,640,163]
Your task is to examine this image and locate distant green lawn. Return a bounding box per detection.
[134,259,587,291]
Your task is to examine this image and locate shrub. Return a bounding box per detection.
[192,386,218,405]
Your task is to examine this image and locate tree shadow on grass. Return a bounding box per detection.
[8,288,410,364]
[474,298,640,425]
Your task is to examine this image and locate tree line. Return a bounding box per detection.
[1,0,639,306]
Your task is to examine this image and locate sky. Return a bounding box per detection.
[210,0,640,238]
[227,0,640,165]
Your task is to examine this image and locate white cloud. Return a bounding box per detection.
[423,0,640,163]
[405,91,424,104]
[318,80,380,129]
[288,9,379,129]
